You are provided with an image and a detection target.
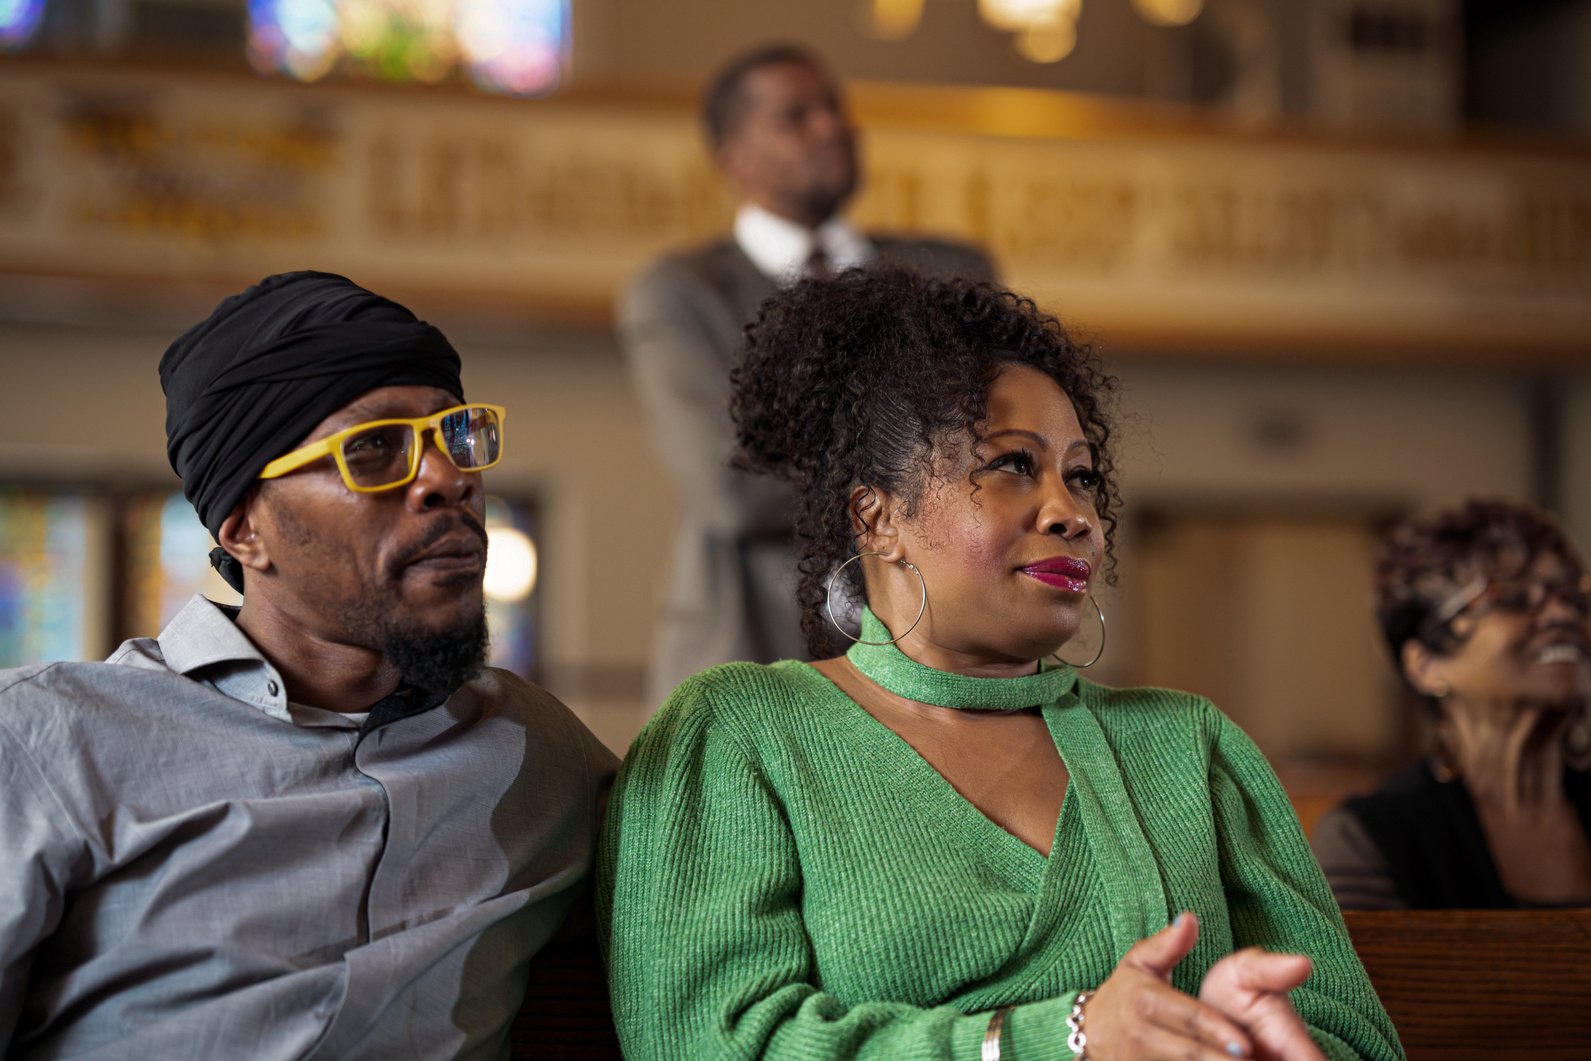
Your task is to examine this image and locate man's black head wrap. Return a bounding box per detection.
[161,271,463,594]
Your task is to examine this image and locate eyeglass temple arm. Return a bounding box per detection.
[258,436,339,480]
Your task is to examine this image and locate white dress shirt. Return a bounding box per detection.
[733,203,873,284]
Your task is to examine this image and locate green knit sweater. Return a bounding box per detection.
[599,659,1403,1061]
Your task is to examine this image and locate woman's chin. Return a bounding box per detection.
[1012,626,1083,665]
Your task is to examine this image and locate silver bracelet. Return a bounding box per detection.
[1066,990,1093,1059]
[981,1005,1012,1061]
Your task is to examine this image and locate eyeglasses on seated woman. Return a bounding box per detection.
[599,268,1401,1061]
[1312,499,1591,910]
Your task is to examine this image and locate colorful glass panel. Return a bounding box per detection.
[123,492,241,638]
[248,0,567,96]
[0,0,45,52]
[484,494,539,680]
[0,491,92,667]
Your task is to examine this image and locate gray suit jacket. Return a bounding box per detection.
[618,234,996,706]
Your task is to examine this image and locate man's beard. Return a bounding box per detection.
[382,609,489,694]
[340,592,489,695]
[264,493,493,695]
[368,511,491,694]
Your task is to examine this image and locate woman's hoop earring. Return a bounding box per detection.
[1053,594,1106,669]
[825,552,927,646]
[1563,703,1591,773]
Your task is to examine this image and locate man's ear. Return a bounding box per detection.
[217,488,272,578]
[849,485,904,562]
[1401,639,1451,700]
[715,136,750,194]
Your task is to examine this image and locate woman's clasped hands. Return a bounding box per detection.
[1080,912,1325,1061]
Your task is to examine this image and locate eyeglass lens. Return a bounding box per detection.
[339,407,500,488]
[341,424,416,487]
[440,407,501,470]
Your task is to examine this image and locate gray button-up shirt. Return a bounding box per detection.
[0,596,617,1060]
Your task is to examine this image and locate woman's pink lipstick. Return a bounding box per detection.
[1020,556,1091,593]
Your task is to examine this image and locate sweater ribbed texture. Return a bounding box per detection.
[844,608,1078,710]
[599,661,1403,1061]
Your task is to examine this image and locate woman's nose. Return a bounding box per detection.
[1037,484,1093,540]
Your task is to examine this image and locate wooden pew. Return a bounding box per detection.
[507,909,1591,1059]
[1343,908,1591,1060]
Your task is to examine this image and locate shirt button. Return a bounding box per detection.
[267,680,280,697]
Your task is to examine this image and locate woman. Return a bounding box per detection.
[600,269,1399,1061]
[1312,499,1591,909]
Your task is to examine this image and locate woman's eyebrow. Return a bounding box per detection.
[984,429,1091,456]
[985,428,1047,447]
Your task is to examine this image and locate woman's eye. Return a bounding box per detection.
[988,450,1036,475]
[1490,584,1536,611]
[1069,468,1103,490]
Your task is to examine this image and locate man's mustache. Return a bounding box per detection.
[387,511,491,578]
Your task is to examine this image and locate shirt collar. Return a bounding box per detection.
[157,595,293,722]
[155,595,455,730]
[733,203,872,284]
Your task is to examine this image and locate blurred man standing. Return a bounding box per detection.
[620,43,994,704]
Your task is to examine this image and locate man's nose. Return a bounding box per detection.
[407,438,477,512]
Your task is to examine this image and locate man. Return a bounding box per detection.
[0,272,616,1058]
[620,43,995,704]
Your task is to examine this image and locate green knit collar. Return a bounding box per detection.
[846,608,1078,711]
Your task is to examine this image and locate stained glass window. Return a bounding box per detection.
[0,0,45,52]
[248,0,568,96]
[123,492,242,638]
[484,494,539,679]
[0,491,102,667]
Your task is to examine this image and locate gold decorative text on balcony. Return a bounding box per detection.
[1,63,1587,357]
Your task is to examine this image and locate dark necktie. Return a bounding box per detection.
[805,244,833,279]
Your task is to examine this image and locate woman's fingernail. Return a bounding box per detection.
[1226,1043,1244,1058]
[1172,913,1186,927]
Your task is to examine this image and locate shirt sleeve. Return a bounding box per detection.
[616,262,798,539]
[597,676,1077,1061]
[1208,715,1405,1061]
[0,708,89,1046]
[1310,807,1408,912]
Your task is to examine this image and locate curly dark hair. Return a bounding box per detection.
[1375,497,1585,702]
[731,266,1120,657]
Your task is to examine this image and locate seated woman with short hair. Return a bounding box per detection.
[600,268,1400,1061]
[1312,499,1591,909]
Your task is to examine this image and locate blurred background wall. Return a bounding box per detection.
[2,0,1588,817]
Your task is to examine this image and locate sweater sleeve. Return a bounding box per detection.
[597,674,1077,1061]
[1207,713,1405,1061]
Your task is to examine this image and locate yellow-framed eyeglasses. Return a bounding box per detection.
[258,403,507,493]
